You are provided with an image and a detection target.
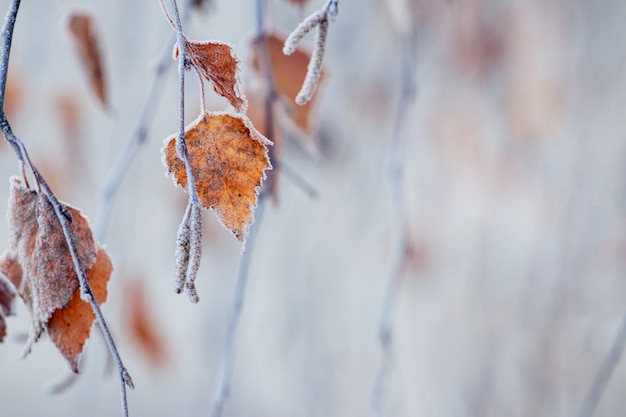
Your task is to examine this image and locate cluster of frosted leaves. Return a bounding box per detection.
[0,177,112,372]
[165,37,271,247]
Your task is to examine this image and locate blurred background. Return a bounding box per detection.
[1,0,626,416]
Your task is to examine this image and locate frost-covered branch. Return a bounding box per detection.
[283,0,339,105]
[0,1,133,416]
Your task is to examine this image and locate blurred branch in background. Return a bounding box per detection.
[371,22,418,417]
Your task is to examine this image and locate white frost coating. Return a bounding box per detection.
[295,18,328,105]
[173,201,192,294]
[184,202,202,303]
[283,10,325,55]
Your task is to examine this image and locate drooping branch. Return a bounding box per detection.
[0,1,133,416]
[370,27,418,417]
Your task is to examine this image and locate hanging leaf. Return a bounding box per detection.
[162,112,271,246]
[67,11,108,107]
[177,40,247,113]
[0,176,111,370]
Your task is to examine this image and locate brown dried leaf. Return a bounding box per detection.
[0,273,16,342]
[48,247,111,372]
[0,177,98,358]
[182,40,246,113]
[123,277,167,366]
[67,12,107,107]
[250,32,325,145]
[162,112,271,244]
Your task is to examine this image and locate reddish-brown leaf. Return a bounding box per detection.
[162,112,271,245]
[182,40,246,113]
[0,176,104,365]
[250,32,325,145]
[48,247,111,372]
[67,12,107,107]
[0,273,16,342]
[123,277,167,366]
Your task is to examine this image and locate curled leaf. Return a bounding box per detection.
[162,112,271,247]
[67,12,108,107]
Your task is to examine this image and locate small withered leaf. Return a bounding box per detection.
[67,11,107,107]
[48,247,112,373]
[162,112,271,246]
[0,177,101,364]
[0,273,16,342]
[182,40,246,113]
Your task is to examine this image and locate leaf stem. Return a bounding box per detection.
[0,1,133,416]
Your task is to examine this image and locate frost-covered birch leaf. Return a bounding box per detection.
[178,40,247,113]
[67,12,107,107]
[162,112,271,245]
[47,247,111,372]
[0,273,16,342]
[0,176,103,365]
[250,32,325,145]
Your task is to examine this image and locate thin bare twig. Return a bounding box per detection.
[207,3,271,415]
[370,29,417,417]
[0,2,133,416]
[575,310,626,417]
[210,197,266,417]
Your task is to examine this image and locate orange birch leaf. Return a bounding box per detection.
[67,11,108,107]
[180,40,247,113]
[47,247,112,372]
[162,112,271,245]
